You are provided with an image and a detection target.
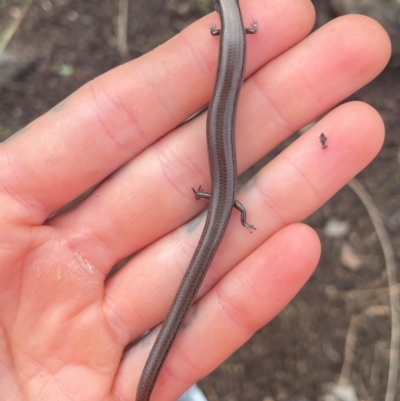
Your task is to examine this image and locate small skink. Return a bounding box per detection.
[136,1,257,400]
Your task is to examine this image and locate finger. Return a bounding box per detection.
[52,15,389,277]
[102,100,383,344]
[0,0,314,224]
[235,14,390,172]
[112,223,320,400]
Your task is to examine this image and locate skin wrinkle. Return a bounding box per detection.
[151,134,205,204]
[214,276,258,337]
[182,122,210,187]
[146,249,188,319]
[285,49,326,111]
[153,337,199,398]
[254,174,289,227]
[0,150,19,197]
[169,227,198,280]
[0,326,22,400]
[151,139,192,203]
[84,228,118,277]
[139,54,185,126]
[280,150,326,205]
[14,350,55,398]
[6,241,29,336]
[28,368,53,396]
[33,369,73,401]
[0,154,47,226]
[86,81,144,156]
[102,296,131,347]
[249,74,293,137]
[174,29,215,99]
[86,203,128,273]
[85,83,126,155]
[103,291,142,348]
[0,221,33,257]
[3,391,21,401]
[122,288,157,339]
[94,82,149,156]
[159,19,239,124]
[112,385,128,401]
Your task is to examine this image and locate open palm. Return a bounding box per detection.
[0,1,390,400]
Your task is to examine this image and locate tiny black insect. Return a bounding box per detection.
[319,133,328,149]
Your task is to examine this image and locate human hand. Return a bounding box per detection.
[0,1,390,400]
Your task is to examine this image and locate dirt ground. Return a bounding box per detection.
[0,0,399,400]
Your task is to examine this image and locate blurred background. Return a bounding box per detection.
[0,0,399,400]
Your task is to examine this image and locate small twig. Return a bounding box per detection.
[370,343,383,396]
[339,315,359,386]
[348,178,399,401]
[0,0,35,54]
[353,370,372,401]
[339,306,389,391]
[117,0,130,62]
[325,283,400,302]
